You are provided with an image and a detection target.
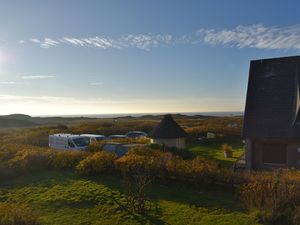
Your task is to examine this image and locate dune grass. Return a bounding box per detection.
[188,143,244,167]
[0,170,260,225]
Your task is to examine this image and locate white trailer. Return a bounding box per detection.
[49,134,90,150]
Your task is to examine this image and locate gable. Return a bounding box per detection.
[243,56,300,139]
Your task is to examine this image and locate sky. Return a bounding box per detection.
[1,0,300,116]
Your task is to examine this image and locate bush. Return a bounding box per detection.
[149,144,193,159]
[51,151,89,169]
[88,141,104,152]
[8,148,55,171]
[76,151,117,175]
[116,147,173,177]
[241,170,300,225]
[222,144,233,158]
[164,155,220,186]
[0,202,39,225]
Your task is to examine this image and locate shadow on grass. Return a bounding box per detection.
[0,170,245,219]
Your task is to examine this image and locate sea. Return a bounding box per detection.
[40,111,244,118]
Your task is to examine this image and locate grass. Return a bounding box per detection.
[188,143,244,167]
[0,170,260,225]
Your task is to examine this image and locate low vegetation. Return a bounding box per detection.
[2,115,284,225]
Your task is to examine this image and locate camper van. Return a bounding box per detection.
[49,134,90,150]
[80,134,107,143]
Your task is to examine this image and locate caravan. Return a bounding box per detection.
[49,134,90,150]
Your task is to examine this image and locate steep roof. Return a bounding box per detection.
[148,114,188,138]
[243,55,300,139]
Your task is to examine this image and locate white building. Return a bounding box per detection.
[148,114,188,149]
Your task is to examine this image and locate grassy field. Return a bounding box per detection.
[188,143,244,167]
[0,170,260,225]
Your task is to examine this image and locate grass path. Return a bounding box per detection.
[0,171,260,225]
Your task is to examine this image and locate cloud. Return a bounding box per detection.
[0,94,243,116]
[29,34,172,50]
[89,82,103,86]
[29,38,59,48]
[30,38,41,43]
[26,24,300,51]
[119,34,172,50]
[22,75,56,79]
[196,24,300,50]
[62,37,122,49]
[0,81,17,85]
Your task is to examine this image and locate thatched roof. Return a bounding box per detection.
[148,114,188,138]
[243,55,300,139]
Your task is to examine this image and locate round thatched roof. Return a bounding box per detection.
[148,114,188,138]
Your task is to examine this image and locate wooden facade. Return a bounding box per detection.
[246,139,300,170]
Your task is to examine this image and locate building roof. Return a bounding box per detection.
[148,114,188,138]
[243,55,300,139]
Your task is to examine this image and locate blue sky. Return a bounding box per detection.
[0,0,300,115]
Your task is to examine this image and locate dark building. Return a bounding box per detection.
[243,56,300,170]
[148,114,188,148]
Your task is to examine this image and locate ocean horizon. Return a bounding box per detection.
[37,111,244,118]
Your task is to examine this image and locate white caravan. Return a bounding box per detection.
[49,134,90,150]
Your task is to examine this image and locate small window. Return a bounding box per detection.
[262,143,286,165]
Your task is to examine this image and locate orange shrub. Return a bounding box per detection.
[241,170,300,224]
[76,151,117,175]
[8,148,55,171]
[0,202,39,225]
[51,151,89,169]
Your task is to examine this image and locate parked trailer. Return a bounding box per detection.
[49,134,90,150]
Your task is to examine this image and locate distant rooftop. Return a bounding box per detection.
[148,114,188,139]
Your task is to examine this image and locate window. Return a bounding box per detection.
[72,137,90,147]
[68,140,75,148]
[262,143,286,165]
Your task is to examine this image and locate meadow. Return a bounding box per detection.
[0,114,296,225]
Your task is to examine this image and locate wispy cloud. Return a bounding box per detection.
[63,37,121,49]
[26,24,300,51]
[119,34,172,50]
[29,38,59,48]
[0,81,17,85]
[18,40,25,44]
[89,82,103,86]
[196,24,300,50]
[22,75,56,79]
[29,34,172,50]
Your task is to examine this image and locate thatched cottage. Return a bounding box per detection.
[243,56,300,170]
[148,114,188,149]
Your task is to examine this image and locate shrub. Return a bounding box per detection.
[241,170,300,225]
[0,202,39,225]
[116,147,172,178]
[222,144,233,158]
[165,155,220,186]
[76,151,117,175]
[88,141,104,152]
[8,148,55,171]
[51,151,89,169]
[149,144,193,159]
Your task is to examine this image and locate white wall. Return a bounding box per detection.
[151,138,186,149]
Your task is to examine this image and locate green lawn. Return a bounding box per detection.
[188,143,244,167]
[0,171,260,225]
